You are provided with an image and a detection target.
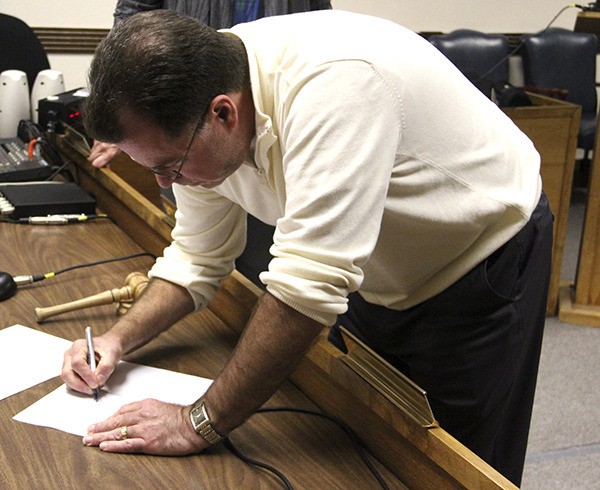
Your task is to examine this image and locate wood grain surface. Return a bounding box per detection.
[0,220,402,489]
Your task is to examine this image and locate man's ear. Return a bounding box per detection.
[209,94,238,127]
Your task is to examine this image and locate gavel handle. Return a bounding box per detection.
[35,285,133,323]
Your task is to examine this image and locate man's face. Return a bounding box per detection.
[118,110,246,189]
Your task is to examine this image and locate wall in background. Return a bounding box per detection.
[0,0,581,30]
[0,1,114,28]
[0,1,113,89]
[0,0,589,89]
[332,0,581,33]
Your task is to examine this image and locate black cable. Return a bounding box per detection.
[473,4,579,84]
[258,407,390,490]
[48,252,155,277]
[36,136,78,182]
[17,119,77,182]
[37,136,64,166]
[18,119,42,141]
[43,157,77,182]
[223,438,294,490]
[28,252,155,284]
[223,406,390,490]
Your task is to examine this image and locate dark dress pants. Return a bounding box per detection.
[330,193,553,486]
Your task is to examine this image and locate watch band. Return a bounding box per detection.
[189,399,224,445]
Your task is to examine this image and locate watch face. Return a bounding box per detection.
[191,405,207,429]
[189,401,223,444]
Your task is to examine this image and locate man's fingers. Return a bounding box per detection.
[61,340,97,394]
[98,439,143,453]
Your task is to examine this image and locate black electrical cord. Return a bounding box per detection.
[473,4,581,85]
[223,406,390,490]
[21,252,155,285]
[17,119,77,182]
[260,407,390,490]
[37,136,77,182]
[223,438,294,490]
[42,154,76,182]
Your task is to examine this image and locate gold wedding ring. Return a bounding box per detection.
[120,425,128,440]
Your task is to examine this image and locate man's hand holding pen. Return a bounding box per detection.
[61,329,122,399]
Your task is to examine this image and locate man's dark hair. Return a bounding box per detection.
[84,10,249,142]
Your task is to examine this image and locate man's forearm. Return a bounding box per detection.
[103,277,195,355]
[203,292,325,436]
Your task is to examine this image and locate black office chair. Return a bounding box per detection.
[521,28,598,169]
[429,29,510,98]
[0,14,50,92]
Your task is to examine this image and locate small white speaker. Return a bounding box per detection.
[31,69,65,123]
[0,70,30,138]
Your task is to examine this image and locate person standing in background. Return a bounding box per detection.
[114,1,332,28]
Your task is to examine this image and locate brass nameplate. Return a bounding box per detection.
[339,326,438,428]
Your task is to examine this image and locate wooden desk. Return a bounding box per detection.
[503,93,581,315]
[0,220,404,489]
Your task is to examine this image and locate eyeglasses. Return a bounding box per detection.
[148,118,203,180]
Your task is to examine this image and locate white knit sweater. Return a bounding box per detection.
[149,10,542,326]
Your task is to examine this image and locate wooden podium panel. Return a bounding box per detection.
[575,156,600,307]
[49,145,518,488]
[503,93,581,315]
[559,110,600,327]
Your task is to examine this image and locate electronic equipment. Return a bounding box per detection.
[0,70,30,138]
[0,137,53,182]
[38,87,88,134]
[579,2,600,11]
[0,182,96,219]
[31,69,65,123]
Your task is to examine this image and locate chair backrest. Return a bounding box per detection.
[429,29,510,97]
[0,14,50,92]
[521,27,597,114]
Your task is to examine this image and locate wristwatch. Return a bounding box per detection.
[189,398,224,445]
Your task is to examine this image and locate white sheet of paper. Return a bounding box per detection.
[14,384,142,436]
[0,324,71,401]
[102,360,212,403]
[13,360,212,437]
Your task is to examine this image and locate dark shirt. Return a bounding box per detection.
[113,0,332,28]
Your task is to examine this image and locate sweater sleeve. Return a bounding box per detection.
[260,60,402,326]
[148,184,248,310]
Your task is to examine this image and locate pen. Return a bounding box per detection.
[85,326,99,401]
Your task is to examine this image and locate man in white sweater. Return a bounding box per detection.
[62,10,552,485]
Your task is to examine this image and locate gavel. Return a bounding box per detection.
[35,272,148,323]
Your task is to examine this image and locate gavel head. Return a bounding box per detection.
[125,272,149,299]
[116,272,149,315]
